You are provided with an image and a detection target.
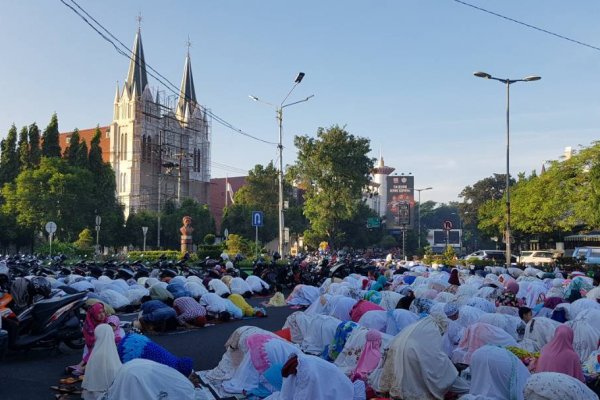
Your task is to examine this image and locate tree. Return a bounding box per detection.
[0,124,20,186]
[160,199,216,250]
[88,127,103,171]
[28,123,41,167]
[17,126,29,171]
[290,125,374,248]
[74,228,94,251]
[64,128,81,165]
[41,113,61,158]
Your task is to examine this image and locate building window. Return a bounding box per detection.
[66,137,71,144]
[142,136,146,162]
[148,137,152,162]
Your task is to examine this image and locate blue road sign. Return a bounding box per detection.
[252,211,264,227]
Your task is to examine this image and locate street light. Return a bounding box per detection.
[250,73,314,256]
[415,187,433,250]
[473,71,541,269]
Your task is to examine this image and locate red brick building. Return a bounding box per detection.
[59,126,110,163]
[209,176,246,232]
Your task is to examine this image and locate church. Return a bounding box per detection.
[60,27,211,218]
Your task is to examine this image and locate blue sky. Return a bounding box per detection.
[1,0,599,203]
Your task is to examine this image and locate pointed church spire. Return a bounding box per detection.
[541,163,546,175]
[125,27,148,97]
[176,41,197,121]
[114,81,120,103]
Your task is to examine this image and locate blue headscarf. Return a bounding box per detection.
[321,321,359,361]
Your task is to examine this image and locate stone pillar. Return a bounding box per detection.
[180,216,194,254]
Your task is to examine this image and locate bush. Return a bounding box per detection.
[75,228,95,252]
[380,235,397,249]
[36,240,89,258]
[197,244,224,260]
[128,250,182,262]
[203,234,216,245]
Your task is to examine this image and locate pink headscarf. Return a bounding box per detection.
[536,325,585,382]
[350,330,382,381]
[106,315,123,343]
[506,280,519,295]
[247,334,276,373]
[350,300,384,322]
[83,303,106,349]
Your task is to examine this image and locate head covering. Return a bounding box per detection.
[104,359,195,400]
[82,324,122,394]
[385,309,419,336]
[543,297,563,310]
[323,321,359,361]
[566,318,600,363]
[301,314,342,355]
[468,345,529,400]
[328,296,359,321]
[83,303,107,349]
[350,330,383,382]
[409,298,434,316]
[117,333,194,376]
[452,322,517,365]
[106,315,124,343]
[524,372,598,400]
[371,276,388,291]
[448,269,461,286]
[506,280,519,295]
[524,317,561,351]
[443,302,459,318]
[536,325,585,382]
[350,299,384,322]
[379,316,458,400]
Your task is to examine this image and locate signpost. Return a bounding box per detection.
[142,226,148,251]
[95,215,101,255]
[45,221,57,257]
[443,220,453,248]
[367,217,381,229]
[252,211,264,259]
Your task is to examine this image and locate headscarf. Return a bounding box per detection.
[524,317,561,351]
[566,318,600,363]
[536,325,585,382]
[524,372,598,400]
[328,296,359,321]
[350,300,384,322]
[385,309,419,336]
[323,321,359,361]
[357,310,387,332]
[82,324,122,394]
[104,359,195,400]
[106,315,124,343]
[350,330,382,382]
[443,302,459,318]
[379,316,458,400]
[448,269,460,286]
[452,322,517,365]
[408,298,434,316]
[83,303,107,349]
[301,314,342,355]
[371,276,388,292]
[363,290,382,305]
[467,345,529,400]
[506,280,519,295]
[543,297,563,309]
[228,293,255,317]
[149,284,174,302]
[117,333,194,376]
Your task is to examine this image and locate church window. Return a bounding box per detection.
[124,133,128,159]
[142,136,146,162]
[148,137,152,162]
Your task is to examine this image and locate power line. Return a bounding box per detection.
[58,0,278,146]
[453,0,600,52]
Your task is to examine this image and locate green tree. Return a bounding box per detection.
[17,126,29,171]
[0,124,20,186]
[2,157,95,241]
[64,128,81,165]
[226,233,250,256]
[74,228,94,251]
[160,199,216,250]
[28,123,41,167]
[290,125,374,248]
[41,113,61,158]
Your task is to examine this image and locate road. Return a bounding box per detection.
[0,297,295,400]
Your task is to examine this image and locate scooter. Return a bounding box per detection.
[2,291,87,351]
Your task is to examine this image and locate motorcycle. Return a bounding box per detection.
[2,291,87,351]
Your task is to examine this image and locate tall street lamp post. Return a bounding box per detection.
[250,73,314,256]
[473,71,541,270]
[415,187,433,250]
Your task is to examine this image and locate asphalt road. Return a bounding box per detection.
[0,298,296,400]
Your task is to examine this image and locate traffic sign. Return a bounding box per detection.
[251,211,264,227]
[367,217,381,229]
[442,220,453,231]
[224,228,229,238]
[95,215,102,226]
[142,226,148,235]
[45,221,57,234]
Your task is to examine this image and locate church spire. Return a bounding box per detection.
[125,27,148,97]
[176,49,197,121]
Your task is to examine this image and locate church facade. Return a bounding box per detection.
[61,28,211,218]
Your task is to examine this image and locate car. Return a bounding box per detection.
[518,251,555,265]
[465,250,517,264]
[572,247,600,265]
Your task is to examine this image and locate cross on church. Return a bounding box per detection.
[186,36,192,54]
[136,13,143,29]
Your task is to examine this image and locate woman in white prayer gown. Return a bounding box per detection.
[478,312,523,340]
[566,317,600,362]
[523,317,560,352]
[104,359,195,400]
[282,311,314,344]
[459,345,529,400]
[452,322,517,365]
[385,309,419,336]
[335,327,393,376]
[327,295,358,321]
[524,372,599,400]
[379,314,468,400]
[205,326,278,382]
[300,314,341,355]
[379,290,402,311]
[457,305,485,328]
[286,284,319,306]
[81,324,122,400]
[223,334,297,395]
[265,353,366,400]
[358,310,388,332]
[570,298,600,320]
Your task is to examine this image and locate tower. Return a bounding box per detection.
[372,155,395,217]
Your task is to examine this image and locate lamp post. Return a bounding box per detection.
[415,187,433,250]
[473,71,540,269]
[250,73,314,256]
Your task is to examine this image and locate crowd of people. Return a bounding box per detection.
[200,261,600,400]
[50,256,600,399]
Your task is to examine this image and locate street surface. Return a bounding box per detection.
[0,298,295,400]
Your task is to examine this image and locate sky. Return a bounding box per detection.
[1,0,600,204]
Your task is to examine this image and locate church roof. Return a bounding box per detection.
[125,29,148,97]
[176,54,197,121]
